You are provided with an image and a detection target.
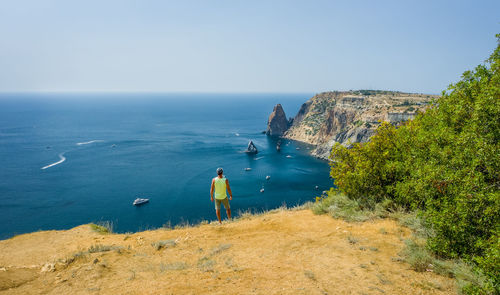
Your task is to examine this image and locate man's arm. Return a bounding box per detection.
[210,178,215,202]
[226,179,232,200]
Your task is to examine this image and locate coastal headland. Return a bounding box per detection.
[269,90,439,159]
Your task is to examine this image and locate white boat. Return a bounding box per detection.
[244,168,252,171]
[286,155,292,158]
[266,175,271,180]
[260,188,265,193]
[133,198,149,206]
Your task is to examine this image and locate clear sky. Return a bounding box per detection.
[0,0,498,94]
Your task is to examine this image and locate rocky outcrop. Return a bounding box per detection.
[387,112,416,122]
[311,127,375,158]
[293,101,313,125]
[246,140,258,154]
[266,104,289,137]
[284,90,437,159]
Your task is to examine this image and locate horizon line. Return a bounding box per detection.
[0,89,441,96]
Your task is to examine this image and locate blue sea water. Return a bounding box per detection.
[0,93,332,240]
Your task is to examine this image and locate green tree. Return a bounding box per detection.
[329,34,500,292]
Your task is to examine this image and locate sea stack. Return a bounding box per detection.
[266,104,289,137]
[246,140,258,154]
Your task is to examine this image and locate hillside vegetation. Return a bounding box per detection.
[327,35,500,294]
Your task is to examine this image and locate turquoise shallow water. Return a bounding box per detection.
[0,93,332,239]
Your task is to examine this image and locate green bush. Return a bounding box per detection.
[90,221,113,234]
[329,34,500,293]
[312,190,380,222]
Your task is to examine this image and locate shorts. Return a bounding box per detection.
[215,198,230,210]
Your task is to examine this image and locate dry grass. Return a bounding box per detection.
[209,243,231,256]
[88,244,120,253]
[151,239,176,250]
[0,209,457,294]
[89,221,113,234]
[159,261,189,272]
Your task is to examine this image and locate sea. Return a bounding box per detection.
[0,93,332,240]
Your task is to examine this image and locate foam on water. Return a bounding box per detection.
[41,153,66,170]
[76,140,103,146]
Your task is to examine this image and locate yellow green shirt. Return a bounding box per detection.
[214,177,227,200]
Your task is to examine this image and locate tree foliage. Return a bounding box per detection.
[330,35,500,293]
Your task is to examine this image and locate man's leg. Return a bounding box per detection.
[223,198,231,220]
[216,209,222,224]
[215,199,222,224]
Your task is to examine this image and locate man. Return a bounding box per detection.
[210,167,233,224]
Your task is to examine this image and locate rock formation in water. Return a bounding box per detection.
[266,104,290,137]
[284,90,437,159]
[246,140,258,154]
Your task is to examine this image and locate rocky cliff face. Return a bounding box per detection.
[284,90,437,159]
[266,104,290,136]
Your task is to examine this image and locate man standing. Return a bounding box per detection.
[210,167,233,224]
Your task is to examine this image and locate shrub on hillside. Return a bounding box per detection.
[329,35,500,293]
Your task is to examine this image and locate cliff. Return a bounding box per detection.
[266,104,290,136]
[0,208,455,294]
[284,90,437,159]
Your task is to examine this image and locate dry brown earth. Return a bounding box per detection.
[0,209,455,294]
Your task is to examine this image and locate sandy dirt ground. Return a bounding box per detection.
[0,209,455,294]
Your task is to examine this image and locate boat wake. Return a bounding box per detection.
[41,153,66,170]
[254,156,264,161]
[76,140,103,146]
